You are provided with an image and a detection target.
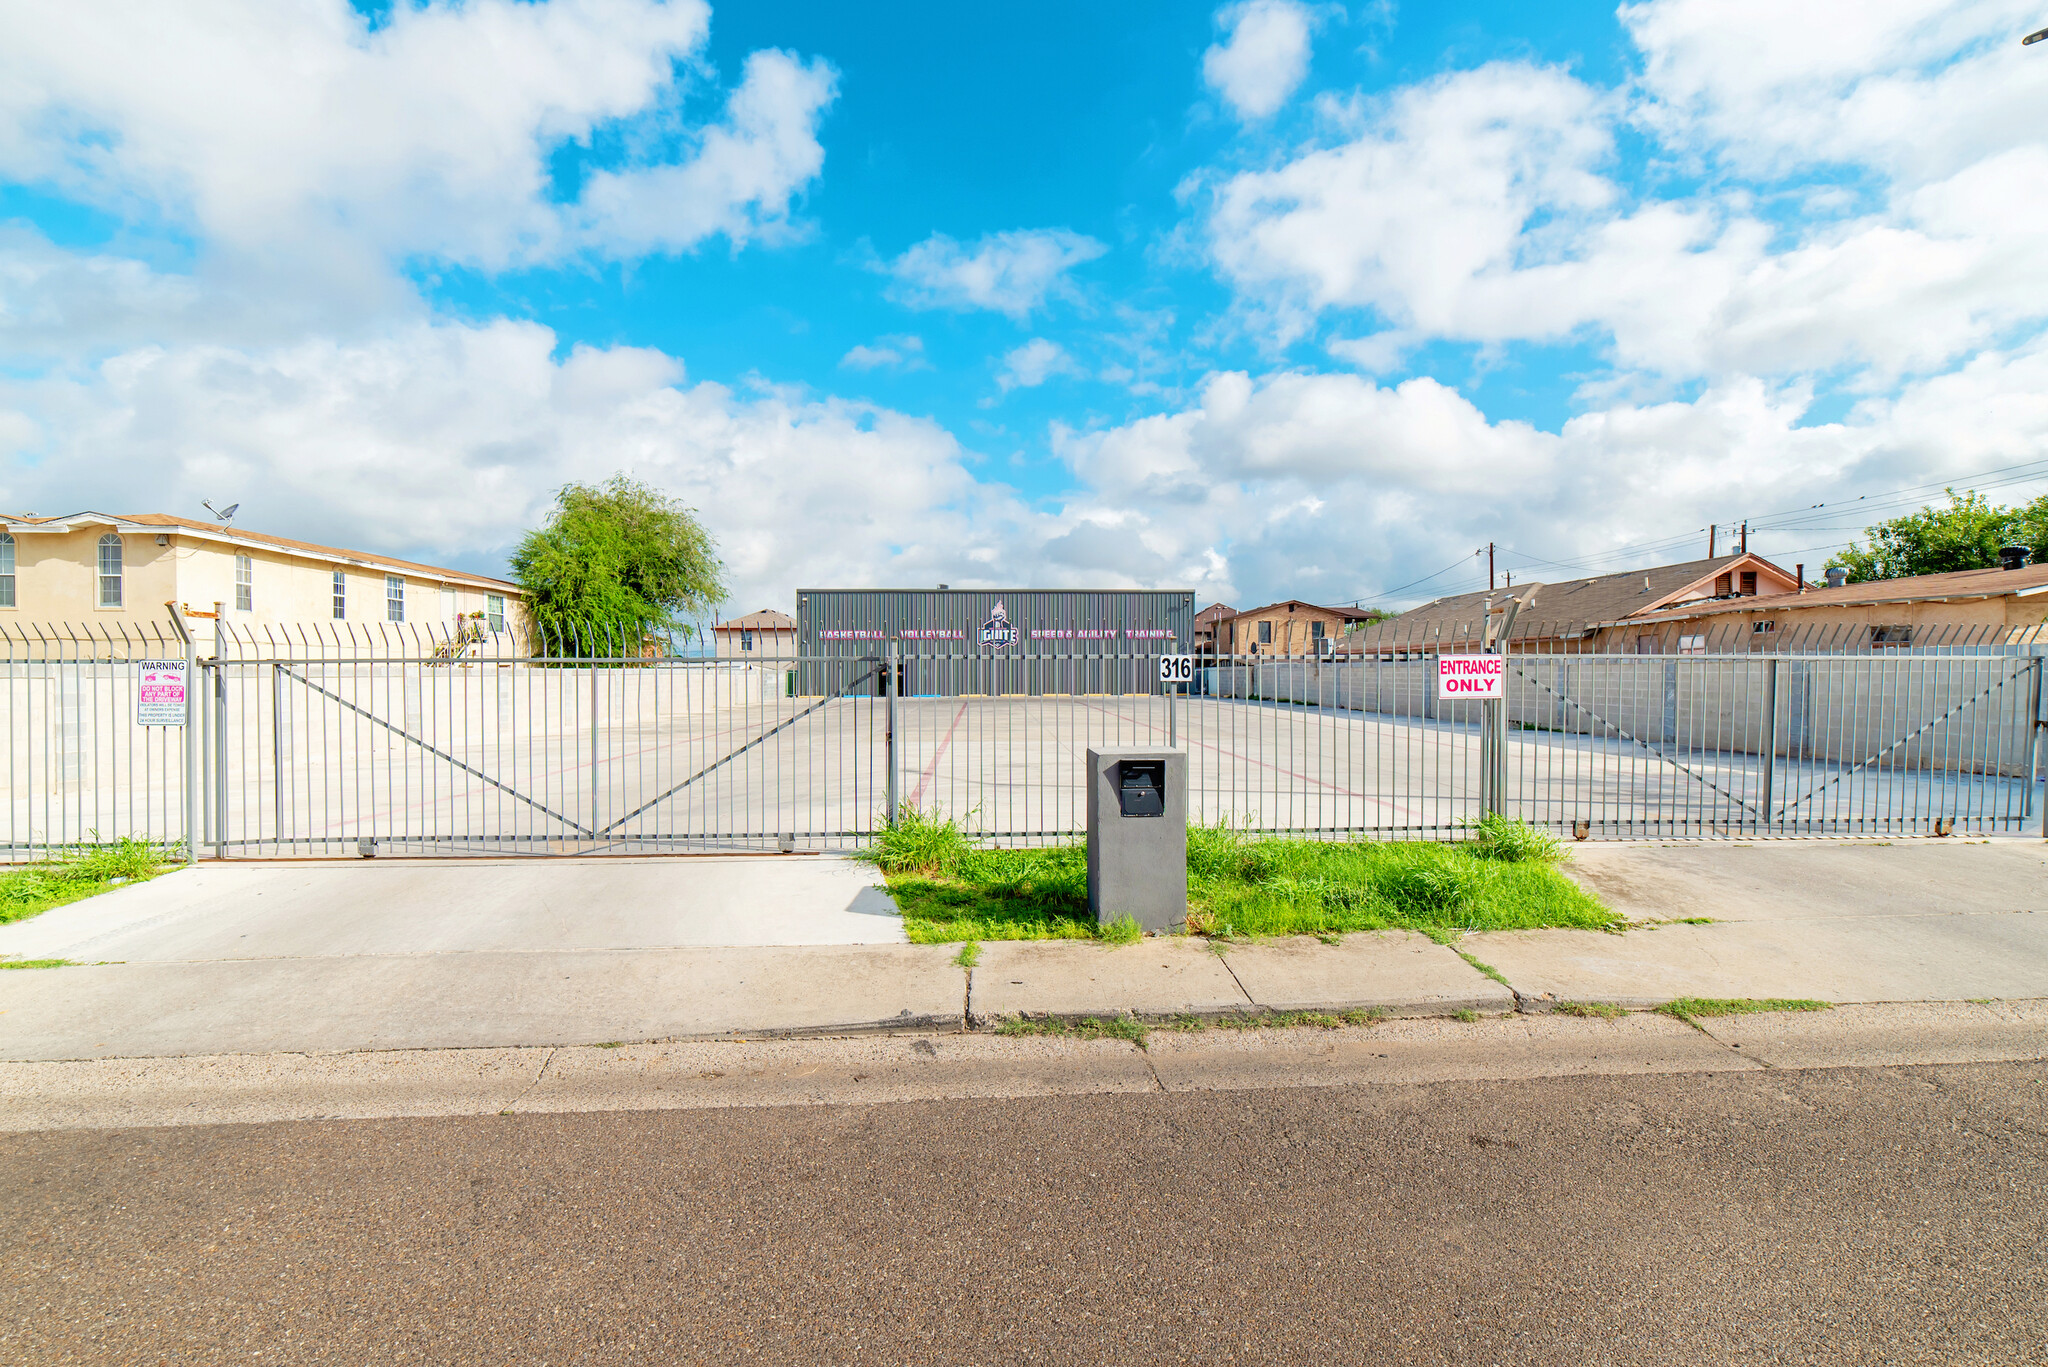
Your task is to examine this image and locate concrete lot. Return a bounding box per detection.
[13,691,2036,856]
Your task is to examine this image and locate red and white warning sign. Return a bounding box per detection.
[1436,654,1504,700]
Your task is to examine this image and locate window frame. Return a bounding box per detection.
[0,530,13,609]
[234,554,253,612]
[486,593,505,633]
[1257,621,1272,644]
[97,533,123,608]
[332,569,347,621]
[386,574,406,623]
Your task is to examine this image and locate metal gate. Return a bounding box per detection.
[4,615,2043,859]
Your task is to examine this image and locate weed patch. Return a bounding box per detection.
[1553,1001,1626,1019]
[0,838,171,926]
[0,958,74,970]
[1657,997,1830,1023]
[953,942,981,969]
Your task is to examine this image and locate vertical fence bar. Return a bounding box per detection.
[885,640,899,825]
[1760,657,1779,832]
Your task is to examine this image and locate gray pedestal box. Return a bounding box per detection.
[1085,746,1188,933]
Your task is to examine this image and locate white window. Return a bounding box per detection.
[486,594,505,632]
[234,554,253,611]
[97,533,123,607]
[386,574,405,622]
[441,587,458,625]
[1678,635,1707,656]
[0,531,13,608]
[332,570,346,620]
[741,630,755,652]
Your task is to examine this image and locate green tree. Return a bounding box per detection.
[1829,488,2043,582]
[510,475,726,654]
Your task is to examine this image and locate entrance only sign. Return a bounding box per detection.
[1436,654,1504,700]
[136,659,189,726]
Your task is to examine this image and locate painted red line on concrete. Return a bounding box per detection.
[908,700,971,809]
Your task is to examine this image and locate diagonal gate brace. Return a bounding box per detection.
[282,666,595,837]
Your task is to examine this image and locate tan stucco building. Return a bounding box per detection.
[0,511,522,637]
[711,608,796,658]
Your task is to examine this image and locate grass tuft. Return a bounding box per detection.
[1553,1000,1627,1019]
[998,1013,1150,1046]
[1465,812,1565,864]
[0,838,172,926]
[1657,997,1830,1022]
[867,813,1615,945]
[0,958,75,970]
[953,942,981,969]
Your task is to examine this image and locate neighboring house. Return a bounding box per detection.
[1371,554,1800,651]
[1610,553,2048,650]
[1217,600,1378,656]
[0,511,522,636]
[712,608,797,658]
[1191,602,1236,655]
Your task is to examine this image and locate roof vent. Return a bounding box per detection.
[1997,545,2032,571]
[1824,566,1849,589]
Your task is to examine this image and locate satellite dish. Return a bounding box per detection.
[202,500,240,524]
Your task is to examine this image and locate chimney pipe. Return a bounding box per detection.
[1997,545,2031,571]
[1825,566,1848,589]
[1795,563,1804,592]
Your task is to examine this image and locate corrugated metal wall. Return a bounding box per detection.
[794,590,1195,696]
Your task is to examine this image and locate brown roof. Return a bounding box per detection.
[1193,603,1237,624]
[1387,554,1793,634]
[1628,561,2048,623]
[6,511,518,590]
[715,609,796,631]
[1225,599,1377,622]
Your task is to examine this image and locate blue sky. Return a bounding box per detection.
[3,0,2047,615]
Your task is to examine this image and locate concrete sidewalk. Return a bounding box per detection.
[0,839,2043,1062]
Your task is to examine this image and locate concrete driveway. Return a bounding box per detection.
[0,855,907,963]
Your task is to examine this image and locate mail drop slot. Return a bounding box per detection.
[1117,760,1166,817]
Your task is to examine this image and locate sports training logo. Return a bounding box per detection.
[978,600,1019,651]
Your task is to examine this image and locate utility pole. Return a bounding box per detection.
[1487,541,1495,592]
[1708,524,1716,558]
[1740,520,1748,554]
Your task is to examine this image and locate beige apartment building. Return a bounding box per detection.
[0,511,522,637]
[711,608,797,658]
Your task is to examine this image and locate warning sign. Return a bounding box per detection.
[136,659,188,725]
[1436,654,1504,700]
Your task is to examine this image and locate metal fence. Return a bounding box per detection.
[3,613,2042,860]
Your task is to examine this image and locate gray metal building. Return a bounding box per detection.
[794,589,1194,696]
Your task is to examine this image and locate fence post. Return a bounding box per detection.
[212,661,227,861]
[2030,653,2044,838]
[168,605,199,865]
[271,662,284,857]
[885,640,899,825]
[1760,658,1779,832]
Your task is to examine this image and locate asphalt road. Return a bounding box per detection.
[5,1060,2045,1365]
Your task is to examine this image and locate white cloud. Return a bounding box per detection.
[839,334,926,371]
[0,0,835,276]
[1203,0,1317,121]
[881,229,1106,319]
[0,321,1037,610]
[997,338,1079,391]
[1202,17,2048,384]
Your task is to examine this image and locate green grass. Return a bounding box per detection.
[0,838,172,926]
[953,942,981,969]
[996,1007,1389,1048]
[864,809,1616,944]
[1553,1001,1627,1019]
[1657,997,1831,1022]
[0,958,75,970]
